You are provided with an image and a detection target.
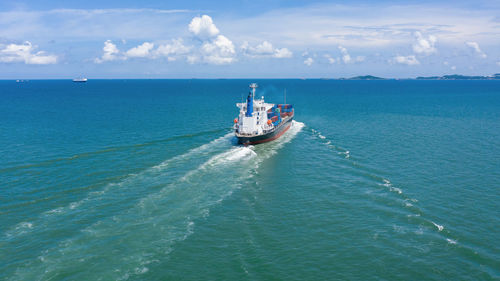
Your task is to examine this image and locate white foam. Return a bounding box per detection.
[390,186,402,194]
[178,220,197,242]
[5,221,34,238]
[19,222,33,229]
[407,213,421,217]
[446,238,457,244]
[182,146,257,180]
[225,147,257,161]
[318,134,326,139]
[152,132,234,171]
[431,221,444,231]
[45,207,63,215]
[134,267,149,274]
[69,200,86,210]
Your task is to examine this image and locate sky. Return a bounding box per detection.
[0,0,499,78]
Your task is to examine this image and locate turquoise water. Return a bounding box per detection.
[1,79,499,280]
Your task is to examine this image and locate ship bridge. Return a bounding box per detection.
[235,84,275,135]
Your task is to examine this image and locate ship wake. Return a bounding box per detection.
[8,121,304,280]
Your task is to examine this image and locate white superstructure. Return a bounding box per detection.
[235,83,275,136]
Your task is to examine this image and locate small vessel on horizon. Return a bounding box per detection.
[72,78,87,82]
[234,83,294,145]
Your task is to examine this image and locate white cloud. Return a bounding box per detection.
[241,41,293,58]
[96,39,191,62]
[324,54,335,64]
[95,40,121,63]
[497,61,500,66]
[336,47,363,64]
[304,57,313,66]
[189,15,220,39]
[125,42,154,58]
[393,55,420,65]
[451,66,456,70]
[465,41,487,58]
[273,48,293,58]
[201,35,236,64]
[94,15,236,65]
[338,46,352,63]
[187,16,236,64]
[0,41,57,64]
[413,32,437,55]
[252,41,274,54]
[155,39,190,59]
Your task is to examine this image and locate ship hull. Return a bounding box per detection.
[236,116,293,145]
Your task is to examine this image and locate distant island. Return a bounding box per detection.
[332,73,500,80]
[416,74,500,80]
[347,75,385,80]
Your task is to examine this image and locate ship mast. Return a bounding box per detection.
[249,83,258,99]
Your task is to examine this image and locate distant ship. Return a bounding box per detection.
[234,83,294,145]
[72,78,87,82]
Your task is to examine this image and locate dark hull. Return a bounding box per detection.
[237,117,293,145]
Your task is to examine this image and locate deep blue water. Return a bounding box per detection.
[1,79,499,280]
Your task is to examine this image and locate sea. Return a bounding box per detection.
[1,79,499,280]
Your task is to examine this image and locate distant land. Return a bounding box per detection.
[334,73,500,80]
[415,74,500,80]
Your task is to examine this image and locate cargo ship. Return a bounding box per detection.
[234,83,294,145]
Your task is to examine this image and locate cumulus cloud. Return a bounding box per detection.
[337,46,364,64]
[393,55,419,65]
[125,42,154,58]
[189,15,220,39]
[186,15,236,64]
[95,40,121,63]
[304,57,313,66]
[324,54,335,64]
[94,15,236,65]
[413,32,437,55]
[0,41,57,64]
[155,39,190,59]
[96,39,191,62]
[201,35,236,64]
[241,41,293,58]
[465,41,487,58]
[338,46,351,63]
[273,48,293,58]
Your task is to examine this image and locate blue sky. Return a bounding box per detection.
[0,0,499,78]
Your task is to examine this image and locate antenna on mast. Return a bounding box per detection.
[249,83,258,99]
